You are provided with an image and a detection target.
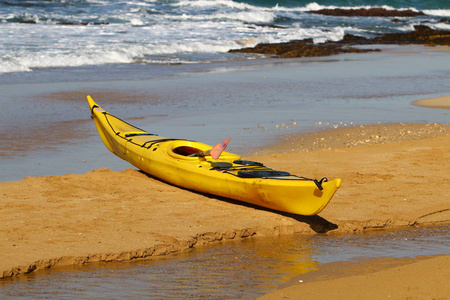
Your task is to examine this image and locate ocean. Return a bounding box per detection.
[1,0,449,74]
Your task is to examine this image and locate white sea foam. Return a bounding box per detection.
[302,2,420,12]
[432,23,450,30]
[174,0,255,11]
[0,49,134,73]
[225,11,275,23]
[423,9,450,17]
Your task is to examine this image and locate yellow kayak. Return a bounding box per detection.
[87,96,341,215]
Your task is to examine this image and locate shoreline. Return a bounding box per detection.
[1,121,449,281]
[252,122,450,156]
[251,95,450,156]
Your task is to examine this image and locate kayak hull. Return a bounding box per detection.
[87,96,341,216]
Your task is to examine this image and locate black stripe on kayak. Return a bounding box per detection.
[90,104,99,117]
[223,168,327,190]
[233,160,264,167]
[142,138,185,149]
[125,133,158,137]
[237,170,291,178]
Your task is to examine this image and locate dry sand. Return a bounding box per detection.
[1,98,449,298]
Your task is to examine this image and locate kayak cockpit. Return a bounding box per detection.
[168,140,210,160]
[167,140,240,161]
[173,146,201,156]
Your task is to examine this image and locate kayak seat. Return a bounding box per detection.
[173,146,202,156]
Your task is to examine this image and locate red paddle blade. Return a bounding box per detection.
[210,138,231,160]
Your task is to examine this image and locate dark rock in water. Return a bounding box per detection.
[340,34,368,43]
[308,8,425,17]
[229,26,450,59]
[244,22,287,29]
[339,26,450,46]
[229,38,379,58]
[19,20,37,24]
[368,26,450,46]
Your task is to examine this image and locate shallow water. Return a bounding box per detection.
[1,225,448,299]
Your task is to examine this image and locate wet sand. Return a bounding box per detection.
[413,95,450,109]
[1,97,449,298]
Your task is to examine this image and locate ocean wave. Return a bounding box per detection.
[170,0,427,18]
[0,49,134,74]
[423,9,450,16]
[0,14,110,25]
[174,0,256,11]
[302,3,450,17]
[303,2,420,12]
[0,39,237,74]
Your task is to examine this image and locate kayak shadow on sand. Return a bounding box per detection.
[214,195,339,234]
[139,170,338,234]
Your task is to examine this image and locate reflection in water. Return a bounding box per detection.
[0,225,448,299]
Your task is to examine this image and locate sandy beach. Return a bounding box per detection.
[1,94,449,297]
